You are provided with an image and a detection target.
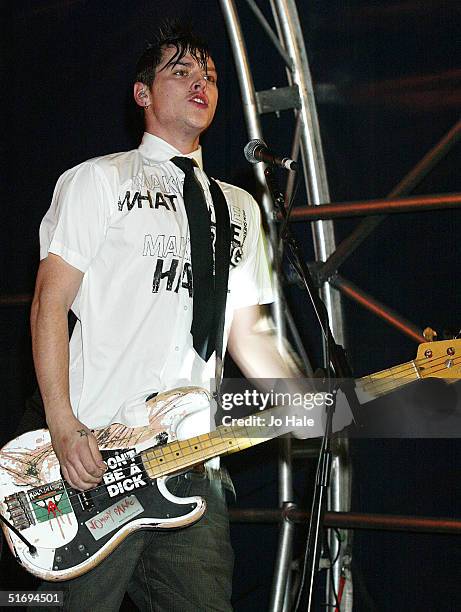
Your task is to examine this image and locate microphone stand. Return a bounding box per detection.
[263,165,359,610]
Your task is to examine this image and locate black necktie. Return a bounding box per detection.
[171,156,215,361]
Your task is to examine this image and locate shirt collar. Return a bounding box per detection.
[138,132,204,170]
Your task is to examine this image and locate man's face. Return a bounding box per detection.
[146,45,218,149]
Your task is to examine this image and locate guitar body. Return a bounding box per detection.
[0,387,210,581]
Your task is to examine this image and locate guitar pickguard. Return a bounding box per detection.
[26,475,198,574]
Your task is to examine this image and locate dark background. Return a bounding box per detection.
[1,1,460,610]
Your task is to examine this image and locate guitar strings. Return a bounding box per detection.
[358,354,460,395]
[60,425,252,506]
[361,364,460,396]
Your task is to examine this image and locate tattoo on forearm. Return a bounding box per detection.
[77,429,88,437]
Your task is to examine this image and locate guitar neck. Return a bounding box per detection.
[142,360,423,478]
[142,343,459,478]
[355,359,420,402]
[141,415,274,480]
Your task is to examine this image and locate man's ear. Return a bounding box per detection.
[133,82,150,108]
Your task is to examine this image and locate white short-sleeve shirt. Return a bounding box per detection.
[40,133,274,431]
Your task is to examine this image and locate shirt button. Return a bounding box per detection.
[175,346,179,351]
[184,306,188,311]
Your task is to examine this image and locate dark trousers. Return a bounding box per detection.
[29,472,234,612]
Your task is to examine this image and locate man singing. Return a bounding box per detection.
[31,22,296,611]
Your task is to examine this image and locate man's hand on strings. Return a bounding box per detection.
[48,414,106,491]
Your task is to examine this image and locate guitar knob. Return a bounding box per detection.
[445,359,454,368]
[424,349,433,358]
[447,347,455,356]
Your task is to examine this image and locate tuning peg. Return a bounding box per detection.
[423,327,437,342]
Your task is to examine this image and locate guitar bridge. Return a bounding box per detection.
[4,491,36,531]
[78,490,95,511]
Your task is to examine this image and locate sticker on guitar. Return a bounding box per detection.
[101,448,150,498]
[29,480,72,523]
[85,495,144,541]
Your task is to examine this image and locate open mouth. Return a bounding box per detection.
[189,95,208,107]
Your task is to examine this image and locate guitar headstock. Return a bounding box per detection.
[416,339,461,381]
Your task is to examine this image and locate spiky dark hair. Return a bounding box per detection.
[135,20,211,88]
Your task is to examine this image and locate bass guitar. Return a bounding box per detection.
[0,339,459,581]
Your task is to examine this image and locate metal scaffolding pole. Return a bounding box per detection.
[220,1,350,609]
[271,0,346,345]
[218,0,286,350]
[329,275,426,343]
[267,9,350,606]
[229,508,461,534]
[219,5,296,611]
[288,192,461,221]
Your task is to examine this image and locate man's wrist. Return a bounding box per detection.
[45,405,76,430]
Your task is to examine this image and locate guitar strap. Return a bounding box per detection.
[207,180,237,496]
[208,178,231,393]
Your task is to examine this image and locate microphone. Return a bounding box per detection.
[244,139,298,171]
